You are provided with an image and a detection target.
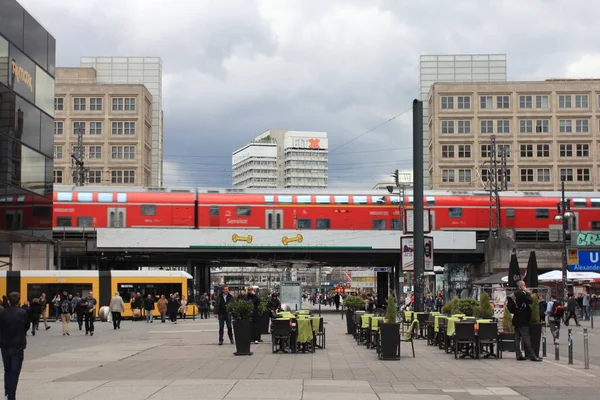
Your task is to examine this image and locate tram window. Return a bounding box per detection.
[28,283,92,302]
[506,208,515,218]
[77,216,93,227]
[209,206,219,216]
[56,217,72,227]
[372,219,386,230]
[141,204,156,216]
[448,208,462,218]
[117,283,183,303]
[591,221,600,231]
[391,219,402,230]
[297,219,311,229]
[32,206,51,217]
[316,219,330,229]
[535,209,549,219]
[237,206,251,216]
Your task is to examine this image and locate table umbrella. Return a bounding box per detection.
[524,250,539,288]
[507,251,522,288]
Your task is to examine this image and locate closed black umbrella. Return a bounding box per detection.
[525,250,539,288]
[507,250,522,288]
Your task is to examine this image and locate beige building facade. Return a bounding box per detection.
[428,79,600,191]
[54,68,153,186]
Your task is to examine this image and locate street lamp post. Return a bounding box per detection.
[554,179,574,301]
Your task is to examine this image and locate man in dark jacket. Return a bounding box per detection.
[0,292,30,400]
[214,286,234,345]
[144,294,155,323]
[512,281,541,362]
[79,292,97,336]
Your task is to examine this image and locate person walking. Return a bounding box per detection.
[71,292,81,324]
[564,294,581,326]
[198,293,210,319]
[79,292,97,336]
[0,292,30,400]
[511,281,542,362]
[167,294,180,324]
[144,294,155,323]
[334,293,341,311]
[214,286,234,345]
[109,292,125,330]
[157,295,168,323]
[582,290,591,321]
[29,298,42,336]
[38,293,50,331]
[59,293,73,336]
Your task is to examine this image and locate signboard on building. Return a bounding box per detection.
[350,271,376,288]
[283,131,328,150]
[567,249,600,272]
[403,209,432,234]
[280,281,302,311]
[401,236,434,272]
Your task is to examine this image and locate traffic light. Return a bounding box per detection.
[391,169,399,186]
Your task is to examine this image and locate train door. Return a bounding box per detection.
[108,208,127,228]
[4,210,22,230]
[265,209,283,229]
[173,206,192,226]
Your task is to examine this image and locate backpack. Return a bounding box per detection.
[552,300,565,319]
[60,300,71,314]
[506,294,517,313]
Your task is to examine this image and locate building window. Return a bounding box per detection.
[53,170,63,183]
[441,96,454,109]
[480,96,493,109]
[535,95,549,109]
[90,97,103,111]
[88,146,102,159]
[88,170,102,184]
[576,119,588,133]
[480,144,490,158]
[457,96,470,109]
[497,119,510,133]
[442,169,455,183]
[560,144,573,157]
[536,119,549,133]
[89,122,102,135]
[125,98,136,111]
[481,120,493,133]
[519,95,532,109]
[111,170,135,184]
[73,121,85,134]
[112,98,123,111]
[54,97,64,111]
[124,146,135,159]
[560,168,574,182]
[576,144,589,157]
[497,95,510,109]
[498,144,511,157]
[441,145,454,158]
[111,122,122,135]
[458,169,471,183]
[112,97,136,111]
[559,95,571,108]
[520,120,533,133]
[520,169,534,182]
[537,168,551,182]
[441,120,454,134]
[457,120,470,133]
[124,122,136,135]
[111,146,135,159]
[520,144,533,158]
[559,119,572,133]
[536,144,550,157]
[577,168,590,182]
[54,145,63,159]
[458,144,471,158]
[73,97,86,111]
[575,94,588,108]
[54,121,63,135]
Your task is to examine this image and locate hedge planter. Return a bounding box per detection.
[529,323,543,359]
[260,310,271,335]
[379,322,400,360]
[233,320,253,356]
[346,309,354,334]
[498,332,515,353]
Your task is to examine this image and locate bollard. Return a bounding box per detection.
[591,309,594,329]
[542,325,547,357]
[341,304,344,320]
[193,304,196,321]
[568,328,573,365]
[584,328,589,370]
[555,342,560,360]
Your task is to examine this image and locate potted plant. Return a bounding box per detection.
[379,293,400,360]
[474,292,495,319]
[259,293,270,335]
[227,299,255,356]
[442,297,459,315]
[458,298,479,316]
[343,296,365,335]
[499,306,515,352]
[529,295,543,358]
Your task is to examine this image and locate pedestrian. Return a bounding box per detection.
[71,292,81,324]
[29,298,42,336]
[0,292,30,400]
[38,293,50,331]
[52,293,61,321]
[179,296,188,320]
[214,286,234,345]
[157,295,168,323]
[564,293,581,326]
[144,294,155,323]
[198,293,209,319]
[582,290,591,321]
[511,281,542,361]
[79,292,97,336]
[334,293,340,311]
[435,293,445,313]
[545,294,564,343]
[538,294,547,324]
[167,294,180,324]
[109,292,125,330]
[59,293,73,336]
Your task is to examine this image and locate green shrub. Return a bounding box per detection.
[344,295,366,311]
[502,307,514,333]
[226,299,254,321]
[530,295,540,324]
[474,292,494,319]
[384,293,397,323]
[458,298,479,316]
[442,297,459,314]
[258,292,269,314]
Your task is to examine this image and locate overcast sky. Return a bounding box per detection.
[21,0,600,188]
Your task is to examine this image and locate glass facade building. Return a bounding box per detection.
[0,0,56,259]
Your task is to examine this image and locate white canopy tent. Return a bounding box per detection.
[537,270,600,282]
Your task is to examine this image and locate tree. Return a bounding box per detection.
[384,293,398,323]
[474,292,494,319]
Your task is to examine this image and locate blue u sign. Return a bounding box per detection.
[569,250,600,272]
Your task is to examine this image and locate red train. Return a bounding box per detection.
[51,185,600,241]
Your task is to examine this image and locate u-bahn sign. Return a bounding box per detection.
[567,248,600,272]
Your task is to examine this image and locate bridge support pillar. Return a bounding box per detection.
[198,264,211,297]
[484,229,515,274]
[376,271,389,308]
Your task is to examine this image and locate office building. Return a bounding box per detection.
[80,57,163,186]
[428,79,600,191]
[54,67,153,186]
[420,54,507,188]
[1,0,56,270]
[232,129,328,188]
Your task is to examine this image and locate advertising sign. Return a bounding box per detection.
[9,44,35,103]
[568,250,600,272]
[403,209,432,234]
[280,281,302,311]
[401,236,434,272]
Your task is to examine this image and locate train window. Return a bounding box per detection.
[426,197,435,206]
[315,196,330,204]
[408,197,414,205]
[372,196,386,205]
[141,204,156,216]
[278,195,292,204]
[372,219,386,230]
[506,208,515,218]
[353,196,367,204]
[535,209,549,219]
[264,195,274,204]
[391,219,402,230]
[117,193,127,203]
[32,206,51,217]
[390,197,401,205]
[209,206,219,216]
[16,195,25,203]
[297,219,311,229]
[77,217,93,227]
[78,193,93,202]
[316,219,330,229]
[591,199,600,208]
[98,193,113,202]
[448,208,462,218]
[591,221,600,230]
[237,206,251,217]
[0,196,12,202]
[117,283,183,303]
[56,192,73,202]
[573,198,586,207]
[297,195,311,204]
[56,217,72,227]
[334,195,349,204]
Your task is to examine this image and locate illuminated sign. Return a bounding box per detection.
[11,60,33,92]
[292,138,322,149]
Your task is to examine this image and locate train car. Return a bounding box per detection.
[0,270,194,319]
[0,192,52,231]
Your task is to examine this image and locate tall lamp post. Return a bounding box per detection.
[553,179,575,301]
[388,169,411,305]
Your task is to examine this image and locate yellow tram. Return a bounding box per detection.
[0,270,196,318]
